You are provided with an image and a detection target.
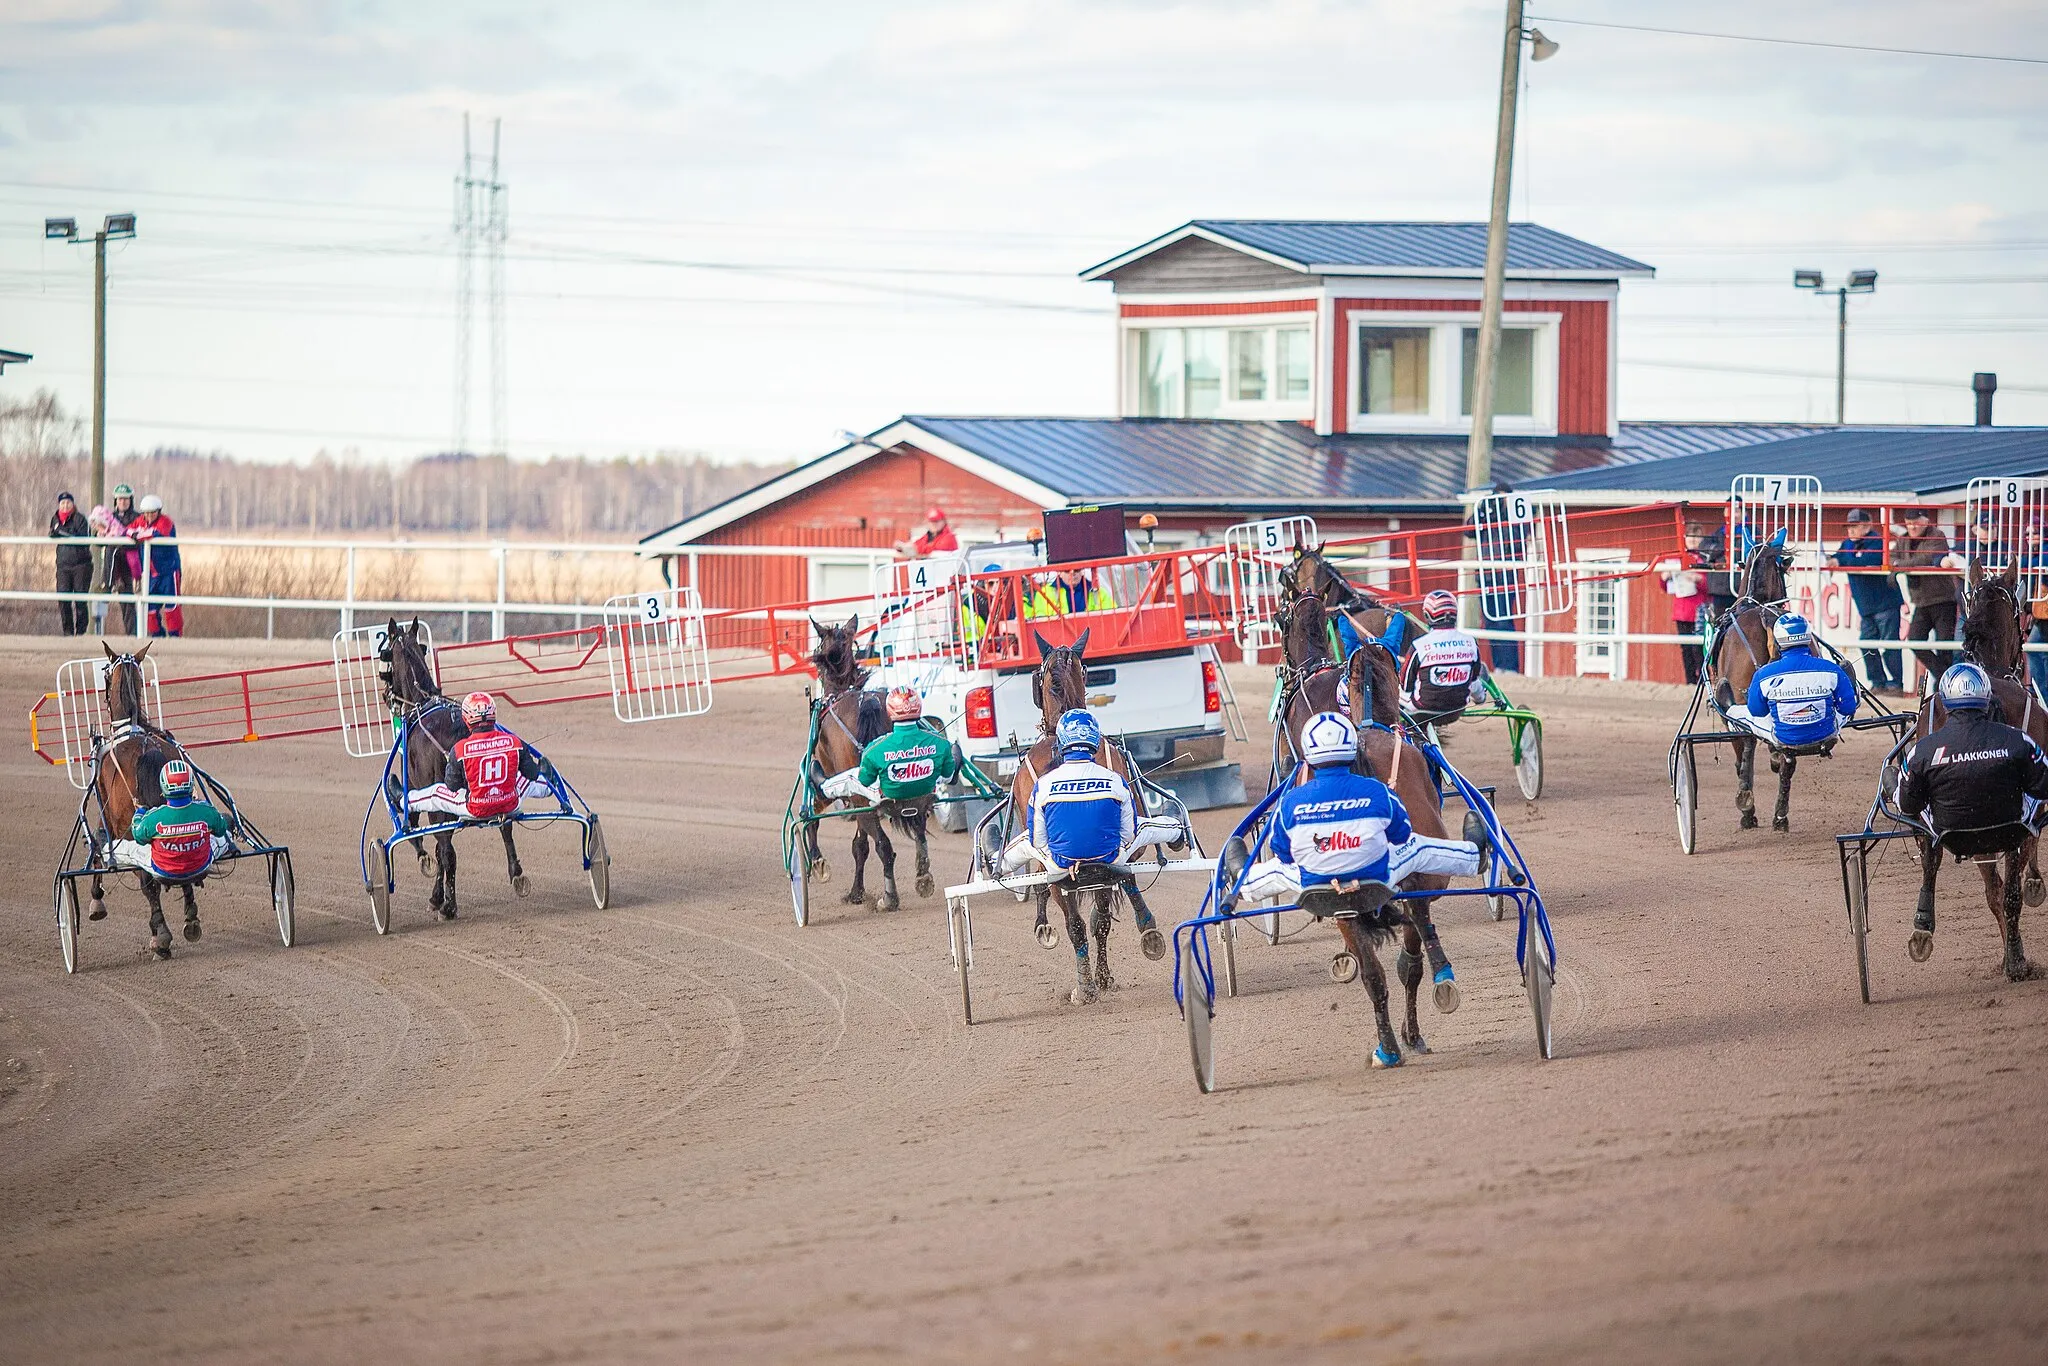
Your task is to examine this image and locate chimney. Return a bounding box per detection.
[1973,372,1997,427]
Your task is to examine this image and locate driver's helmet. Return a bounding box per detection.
[1939,661,1994,711]
[1771,614,1813,652]
[1421,589,1459,628]
[1301,710,1359,768]
[161,758,193,805]
[461,691,497,729]
[885,685,923,721]
[1055,708,1101,757]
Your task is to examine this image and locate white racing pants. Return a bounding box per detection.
[999,816,1188,878]
[111,836,231,878]
[816,768,882,805]
[406,776,540,818]
[1237,835,1482,906]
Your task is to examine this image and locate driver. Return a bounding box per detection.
[1271,711,1408,894]
[1745,614,1858,746]
[1029,709,1135,870]
[1403,589,1486,720]
[857,686,960,801]
[1896,662,2048,853]
[131,758,229,879]
[408,692,550,820]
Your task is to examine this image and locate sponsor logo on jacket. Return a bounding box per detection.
[1049,777,1116,795]
[1312,829,1363,853]
[1931,745,2011,766]
[889,757,937,782]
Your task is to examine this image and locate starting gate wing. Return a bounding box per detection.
[604,587,714,722]
[40,656,163,789]
[1473,491,1574,621]
[1730,473,1824,608]
[1224,515,1318,652]
[868,555,969,683]
[333,621,434,758]
[1963,476,2048,578]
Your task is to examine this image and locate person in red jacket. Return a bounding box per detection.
[894,505,959,560]
[129,493,184,637]
[441,692,548,819]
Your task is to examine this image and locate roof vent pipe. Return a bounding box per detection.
[1974,372,1997,427]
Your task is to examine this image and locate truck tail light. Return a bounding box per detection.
[965,685,997,739]
[1201,659,1222,714]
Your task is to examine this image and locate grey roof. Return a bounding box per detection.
[1082,221,1654,280]
[1612,422,1828,463]
[1530,425,2048,497]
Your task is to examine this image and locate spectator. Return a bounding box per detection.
[1696,521,1738,625]
[130,493,184,638]
[894,505,959,560]
[1660,522,1709,685]
[101,483,142,635]
[1828,508,1905,693]
[2021,521,2048,703]
[1891,507,1958,685]
[1029,564,1116,617]
[48,491,93,636]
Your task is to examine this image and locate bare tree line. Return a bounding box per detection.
[1,389,790,539]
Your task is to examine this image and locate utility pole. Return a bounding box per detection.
[1465,0,1527,497]
[453,114,509,460]
[1793,269,1878,423]
[45,213,136,507]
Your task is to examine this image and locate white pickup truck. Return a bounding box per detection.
[864,542,1245,830]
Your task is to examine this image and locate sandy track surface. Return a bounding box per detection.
[2,638,2045,1364]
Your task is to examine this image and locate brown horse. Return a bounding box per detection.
[1281,543,1426,659]
[1906,559,2048,978]
[803,616,934,912]
[1270,593,1460,1062]
[91,643,197,958]
[1002,627,1167,1004]
[1705,533,1803,832]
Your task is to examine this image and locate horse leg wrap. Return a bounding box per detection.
[1396,948,1421,989]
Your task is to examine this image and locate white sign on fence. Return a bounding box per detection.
[1729,473,1824,607]
[604,587,713,723]
[1473,491,1574,621]
[1224,515,1317,653]
[333,621,433,758]
[50,656,163,790]
[1962,476,2048,579]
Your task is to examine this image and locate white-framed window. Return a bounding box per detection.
[1345,312,1557,434]
[1129,318,1314,419]
[1574,549,1629,678]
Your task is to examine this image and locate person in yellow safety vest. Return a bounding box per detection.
[1025,564,1117,618]
[959,563,1001,647]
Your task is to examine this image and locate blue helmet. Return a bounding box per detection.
[1055,708,1101,756]
[1940,661,1994,711]
[1772,613,1813,652]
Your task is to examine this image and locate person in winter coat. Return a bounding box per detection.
[129,494,183,637]
[1892,507,1959,684]
[100,483,142,635]
[48,491,94,635]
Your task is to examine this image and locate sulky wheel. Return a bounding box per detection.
[947,898,973,1025]
[1182,933,1216,1093]
[1515,723,1544,801]
[1524,926,1556,1060]
[56,877,81,976]
[367,837,393,936]
[789,842,810,928]
[1674,746,1699,856]
[1846,845,1872,1004]
[272,853,296,948]
[585,816,611,911]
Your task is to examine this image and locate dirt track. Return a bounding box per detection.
[3,637,2046,1364]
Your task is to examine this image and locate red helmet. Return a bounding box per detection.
[885,686,923,721]
[1422,590,1459,626]
[461,691,497,728]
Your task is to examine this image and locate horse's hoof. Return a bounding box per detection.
[438,905,457,921]
[1432,968,1460,1014]
[182,920,202,943]
[1772,818,1790,833]
[811,860,831,885]
[1404,1031,1432,1055]
[1069,984,1098,1006]
[2006,957,2037,983]
[1330,952,1358,984]
[1140,928,1167,961]
[1740,812,1759,830]
[875,893,900,913]
[841,888,865,906]
[2025,875,2046,909]
[916,874,935,897]
[151,942,172,960]
[1908,930,1934,963]
[511,873,531,899]
[1035,922,1059,950]
[88,899,107,922]
[418,854,434,878]
[1371,1044,1403,1069]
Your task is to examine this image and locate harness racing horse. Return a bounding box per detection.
[1271,594,1459,1063]
[803,616,934,912]
[382,618,530,921]
[91,643,196,958]
[1906,560,2048,979]
[1705,532,1809,833]
[1280,543,1425,660]
[1002,628,1168,1004]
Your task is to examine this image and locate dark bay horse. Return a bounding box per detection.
[1705,531,1804,832]
[1907,559,2047,978]
[1003,627,1167,1004]
[803,616,934,912]
[1271,594,1459,1063]
[92,643,196,958]
[1281,543,1426,660]
[382,618,528,921]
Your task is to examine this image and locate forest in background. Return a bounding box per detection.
[0,390,792,539]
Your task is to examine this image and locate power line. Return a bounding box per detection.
[1624,356,2048,395]
[1529,15,2048,65]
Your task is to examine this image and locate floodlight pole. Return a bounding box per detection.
[1835,286,1848,424]
[91,228,107,508]
[1465,0,1526,496]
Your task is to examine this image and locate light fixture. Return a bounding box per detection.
[1793,269,1824,290]
[103,213,137,240]
[1847,268,1878,293]
[44,217,77,240]
[1794,268,1880,423]
[1527,28,1560,61]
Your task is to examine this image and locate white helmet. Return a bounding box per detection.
[138,494,163,514]
[1301,710,1359,768]
[1939,661,1994,711]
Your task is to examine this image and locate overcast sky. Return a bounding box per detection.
[1,0,2044,467]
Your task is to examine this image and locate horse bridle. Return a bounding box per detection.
[1963,576,2027,681]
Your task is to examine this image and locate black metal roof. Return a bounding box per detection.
[1529,425,2048,497]
[1082,221,1653,279]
